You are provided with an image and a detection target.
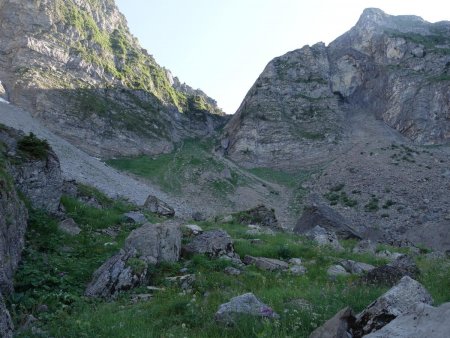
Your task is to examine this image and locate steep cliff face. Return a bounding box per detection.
[224,8,450,169]
[0,0,226,157]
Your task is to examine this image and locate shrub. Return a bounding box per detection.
[17,132,50,159]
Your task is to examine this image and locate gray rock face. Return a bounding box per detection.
[362,255,419,285]
[85,249,147,299]
[143,195,175,217]
[58,218,81,236]
[224,8,450,170]
[294,194,361,239]
[0,0,226,159]
[364,302,450,338]
[125,221,182,264]
[243,255,289,271]
[215,293,279,324]
[182,229,235,257]
[0,127,62,213]
[305,226,344,251]
[353,276,433,337]
[309,307,355,338]
[0,292,13,338]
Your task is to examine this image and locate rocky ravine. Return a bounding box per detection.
[0,0,228,158]
[223,8,450,169]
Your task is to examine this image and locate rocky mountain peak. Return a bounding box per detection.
[0,0,226,158]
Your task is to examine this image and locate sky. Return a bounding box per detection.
[116,0,450,114]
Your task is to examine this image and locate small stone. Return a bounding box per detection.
[166,274,196,291]
[327,265,350,279]
[289,265,307,275]
[58,218,81,236]
[288,258,303,265]
[224,267,242,276]
[130,294,152,304]
[183,224,203,236]
[123,211,147,224]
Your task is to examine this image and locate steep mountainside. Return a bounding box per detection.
[0,0,227,157]
[223,8,450,169]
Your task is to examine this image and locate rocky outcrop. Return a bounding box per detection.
[0,127,62,213]
[224,8,450,169]
[364,302,450,338]
[294,194,361,239]
[353,276,433,337]
[215,293,279,325]
[84,249,147,299]
[182,229,235,258]
[309,307,355,338]
[304,226,344,251]
[0,0,227,159]
[125,221,181,264]
[143,195,175,217]
[0,292,13,338]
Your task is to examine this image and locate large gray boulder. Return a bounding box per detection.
[215,293,279,324]
[353,276,433,337]
[309,307,355,338]
[85,249,147,299]
[143,195,175,217]
[294,195,361,239]
[243,255,289,271]
[364,302,450,338]
[362,255,419,285]
[0,292,13,338]
[182,229,235,257]
[125,221,182,264]
[305,225,344,251]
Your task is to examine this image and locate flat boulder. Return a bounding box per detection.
[352,276,433,337]
[294,194,361,239]
[143,195,175,217]
[338,259,375,274]
[309,307,355,338]
[182,229,235,257]
[85,249,147,299]
[125,221,181,264]
[305,225,344,251]
[215,293,279,325]
[243,255,289,271]
[364,302,450,338]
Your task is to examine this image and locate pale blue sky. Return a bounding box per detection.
[116,0,450,114]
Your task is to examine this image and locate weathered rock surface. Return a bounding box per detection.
[58,218,81,236]
[85,249,147,299]
[143,195,175,217]
[182,229,235,257]
[362,255,419,285]
[215,293,279,324]
[305,226,344,251]
[0,0,226,159]
[0,292,13,338]
[353,276,433,337]
[364,302,450,338]
[309,307,355,338]
[327,265,350,279]
[243,255,289,271]
[125,221,182,264]
[0,127,62,213]
[294,195,361,239]
[224,8,450,170]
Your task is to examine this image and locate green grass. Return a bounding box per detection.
[107,138,245,196]
[17,133,50,160]
[10,183,450,337]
